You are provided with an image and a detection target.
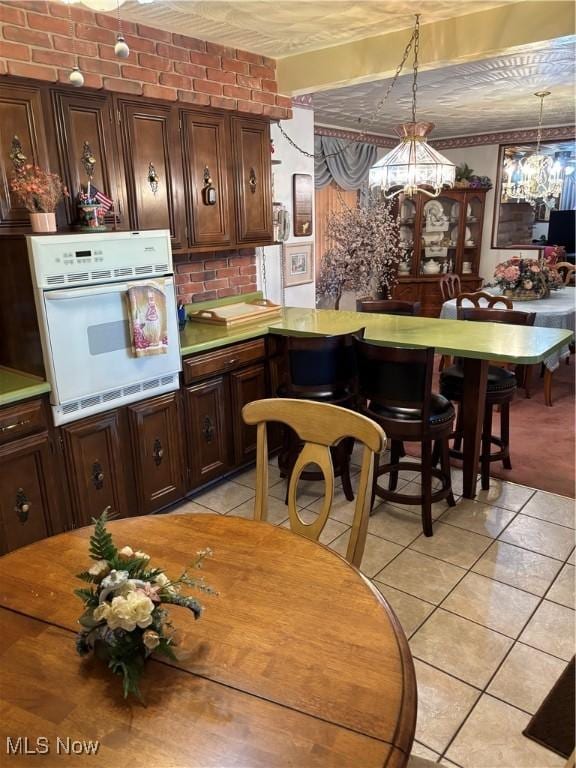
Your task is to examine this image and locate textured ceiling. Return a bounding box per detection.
[117,0,507,58]
[312,38,576,138]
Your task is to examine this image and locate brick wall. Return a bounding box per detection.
[175,250,257,304]
[0,0,293,119]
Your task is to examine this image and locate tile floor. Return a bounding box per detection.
[168,450,575,768]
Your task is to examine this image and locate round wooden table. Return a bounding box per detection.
[0,514,416,767]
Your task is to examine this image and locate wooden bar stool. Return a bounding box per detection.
[276,332,362,502]
[354,337,456,537]
[439,307,536,490]
[356,298,421,316]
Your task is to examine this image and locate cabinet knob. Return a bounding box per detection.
[148,162,159,195]
[153,438,164,466]
[202,416,215,444]
[248,167,257,194]
[15,488,31,524]
[91,462,105,490]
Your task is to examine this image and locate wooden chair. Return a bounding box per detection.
[555,261,576,286]
[242,398,385,568]
[356,298,421,316]
[456,291,513,309]
[439,273,461,301]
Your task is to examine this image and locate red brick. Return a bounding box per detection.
[189,260,208,272]
[192,290,217,303]
[159,71,191,90]
[198,270,216,281]
[229,255,254,267]
[190,51,220,68]
[217,287,240,299]
[237,100,263,115]
[239,249,256,256]
[57,68,102,90]
[26,11,69,35]
[33,48,75,68]
[3,25,51,47]
[177,90,210,106]
[222,57,249,75]
[0,4,26,25]
[210,95,237,111]
[98,43,137,64]
[206,258,228,270]
[193,79,222,95]
[103,77,142,95]
[122,34,155,54]
[206,67,235,84]
[230,275,253,287]
[177,293,191,303]
[7,60,56,81]
[237,74,261,89]
[178,281,205,294]
[16,1,48,12]
[261,78,278,93]
[205,279,229,291]
[137,52,171,72]
[276,94,293,109]
[174,61,205,78]
[172,34,205,52]
[223,85,250,100]
[142,83,177,101]
[137,23,171,42]
[78,56,120,77]
[250,63,275,79]
[240,283,258,295]
[240,265,257,276]
[176,273,192,285]
[76,23,116,45]
[95,13,137,34]
[54,36,98,57]
[262,55,277,70]
[236,49,262,65]
[49,3,93,24]
[206,41,235,58]
[121,64,157,84]
[0,60,7,75]
[2,41,30,61]
[262,105,289,120]
[216,266,240,278]
[252,90,275,105]
[156,42,189,62]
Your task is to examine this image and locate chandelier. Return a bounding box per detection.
[503,92,563,206]
[369,15,455,199]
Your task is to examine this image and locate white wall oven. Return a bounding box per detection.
[28,231,181,425]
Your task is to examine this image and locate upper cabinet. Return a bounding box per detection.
[0,82,49,233]
[116,99,184,250]
[51,90,124,229]
[231,117,273,244]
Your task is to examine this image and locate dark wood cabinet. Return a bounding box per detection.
[0,82,50,233]
[116,99,184,249]
[231,117,273,244]
[51,89,124,229]
[184,376,231,488]
[127,392,185,515]
[61,409,129,527]
[230,363,267,464]
[181,110,233,248]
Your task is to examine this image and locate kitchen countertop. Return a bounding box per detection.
[0,367,51,407]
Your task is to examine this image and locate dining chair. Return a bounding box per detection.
[555,262,576,286]
[242,398,385,568]
[439,273,461,301]
[456,291,513,309]
[356,298,421,316]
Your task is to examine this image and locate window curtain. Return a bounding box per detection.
[560,172,576,210]
[314,135,377,191]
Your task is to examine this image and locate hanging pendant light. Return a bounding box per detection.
[114,0,130,58]
[369,15,455,199]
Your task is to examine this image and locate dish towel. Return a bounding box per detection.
[126,279,168,357]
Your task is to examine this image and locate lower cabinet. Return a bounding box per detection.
[230,363,267,464]
[184,376,231,488]
[127,392,186,515]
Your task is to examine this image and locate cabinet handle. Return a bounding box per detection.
[81,140,97,182]
[228,358,239,366]
[0,418,31,433]
[202,416,215,444]
[91,461,104,490]
[248,167,257,194]
[202,166,217,205]
[148,162,160,196]
[15,488,31,524]
[153,438,164,466]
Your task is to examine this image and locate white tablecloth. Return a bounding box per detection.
[440,288,575,370]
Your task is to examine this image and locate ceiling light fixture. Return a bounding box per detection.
[369,15,455,199]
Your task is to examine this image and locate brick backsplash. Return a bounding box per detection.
[176,250,257,304]
[0,1,292,119]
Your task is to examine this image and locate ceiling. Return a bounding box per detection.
[117,0,507,58]
[312,38,576,138]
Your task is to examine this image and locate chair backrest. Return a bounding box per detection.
[353,336,435,426]
[439,273,461,301]
[281,331,362,395]
[242,398,385,568]
[456,291,513,309]
[457,307,536,326]
[555,261,576,286]
[356,298,421,316]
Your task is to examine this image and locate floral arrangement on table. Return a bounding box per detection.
[9,164,68,213]
[454,163,492,190]
[492,256,563,300]
[75,510,216,701]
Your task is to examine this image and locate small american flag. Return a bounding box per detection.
[90,184,114,213]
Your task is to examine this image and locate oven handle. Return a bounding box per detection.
[44,279,174,301]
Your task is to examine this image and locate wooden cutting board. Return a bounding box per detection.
[189,299,282,327]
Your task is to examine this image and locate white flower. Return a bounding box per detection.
[88,560,110,580]
[143,630,160,650]
[101,570,129,590]
[105,591,155,632]
[154,572,178,595]
[93,603,110,623]
[118,546,134,560]
[134,550,150,561]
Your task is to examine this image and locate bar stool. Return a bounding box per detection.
[354,337,456,537]
[276,332,362,502]
[356,298,421,316]
[438,307,536,490]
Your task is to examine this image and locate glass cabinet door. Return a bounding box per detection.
[398,197,417,276]
[462,193,484,276]
[420,194,459,276]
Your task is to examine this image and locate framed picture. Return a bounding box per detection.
[292,173,313,237]
[283,242,314,287]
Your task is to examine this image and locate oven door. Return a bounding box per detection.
[40,277,181,407]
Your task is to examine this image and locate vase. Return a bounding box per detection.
[29,212,57,233]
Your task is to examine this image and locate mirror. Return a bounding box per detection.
[492,139,576,248]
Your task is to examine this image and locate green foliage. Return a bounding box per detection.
[455,162,474,181]
[74,587,99,607]
[88,508,117,562]
[76,570,97,583]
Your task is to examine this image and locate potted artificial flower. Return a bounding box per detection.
[10,164,68,233]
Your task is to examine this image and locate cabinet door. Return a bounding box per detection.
[0,82,49,233]
[128,393,185,515]
[184,377,231,488]
[181,110,233,248]
[61,411,129,528]
[230,364,267,465]
[0,432,57,555]
[51,90,124,229]
[231,117,273,244]
[117,100,184,249]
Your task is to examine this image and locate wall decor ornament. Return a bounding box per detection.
[9,136,27,173]
[292,173,314,236]
[283,242,314,287]
[147,163,160,196]
[202,167,217,205]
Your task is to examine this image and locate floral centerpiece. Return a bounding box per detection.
[75,510,216,701]
[493,256,562,300]
[10,164,67,232]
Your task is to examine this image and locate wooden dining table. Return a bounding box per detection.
[0,514,416,767]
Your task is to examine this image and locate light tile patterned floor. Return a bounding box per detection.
[171,454,575,768]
